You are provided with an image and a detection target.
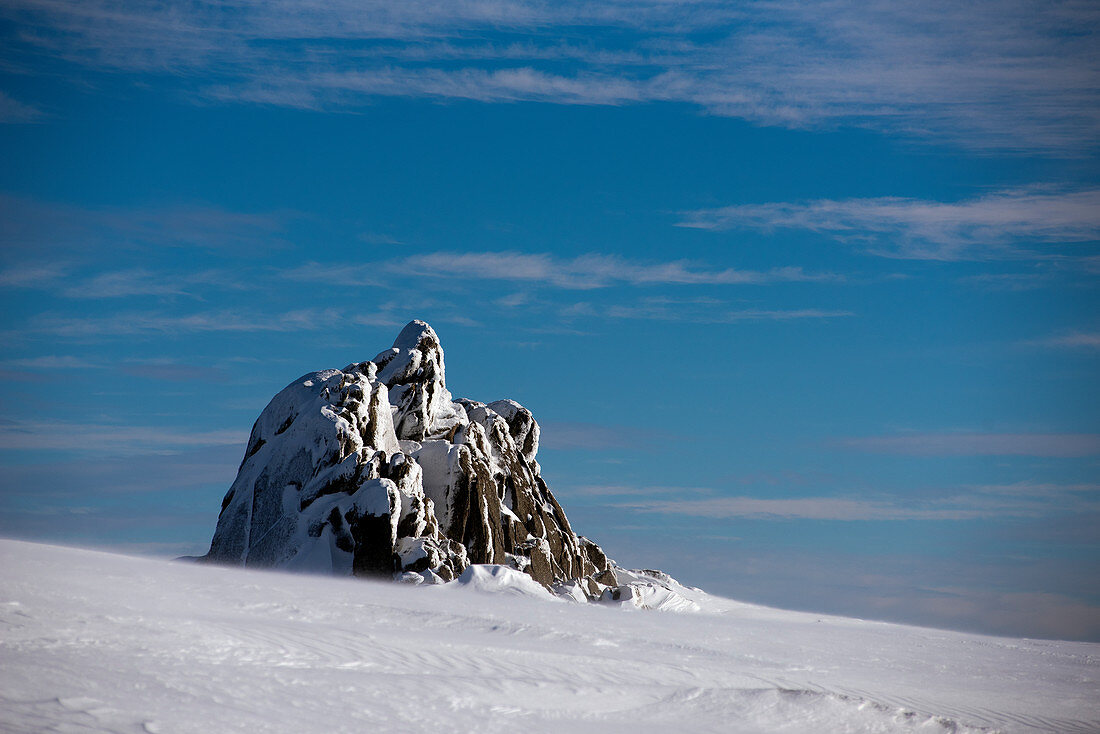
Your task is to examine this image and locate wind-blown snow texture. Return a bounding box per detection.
[205,320,627,601]
[2,540,1097,734]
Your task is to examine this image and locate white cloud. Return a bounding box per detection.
[23,308,347,337]
[287,251,842,289]
[495,292,530,308]
[3,0,1097,150]
[120,361,229,383]
[620,496,996,521]
[0,91,44,123]
[601,302,853,322]
[212,67,647,108]
[0,420,247,454]
[538,422,665,451]
[0,262,70,288]
[678,188,1100,260]
[958,272,1052,292]
[612,480,1100,521]
[0,194,287,253]
[971,481,1100,498]
[1024,332,1100,349]
[550,295,852,323]
[566,484,692,497]
[55,268,248,299]
[278,253,852,327]
[0,355,103,369]
[60,269,191,298]
[281,262,386,288]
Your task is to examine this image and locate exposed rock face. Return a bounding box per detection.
[204,320,616,597]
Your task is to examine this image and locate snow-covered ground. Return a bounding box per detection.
[1,540,1096,734]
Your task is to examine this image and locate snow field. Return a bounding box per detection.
[1,539,1097,734]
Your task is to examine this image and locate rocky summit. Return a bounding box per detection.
[203,320,658,602]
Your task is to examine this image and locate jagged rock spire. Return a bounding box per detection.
[204,320,614,598]
[372,320,467,442]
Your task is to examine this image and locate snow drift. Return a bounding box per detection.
[2,540,1097,734]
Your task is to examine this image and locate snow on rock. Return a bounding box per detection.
[204,320,629,599]
[372,319,468,442]
[599,568,704,612]
[452,564,562,601]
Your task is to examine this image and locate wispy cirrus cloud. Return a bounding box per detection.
[0,355,228,382]
[835,432,1100,457]
[0,194,287,254]
[958,272,1053,292]
[58,268,251,299]
[0,91,44,123]
[0,354,106,382]
[0,263,248,299]
[286,253,852,326]
[971,481,1100,498]
[59,269,192,299]
[0,446,240,502]
[119,360,229,383]
[0,355,101,369]
[0,261,71,288]
[621,496,989,521]
[287,251,842,290]
[539,422,667,451]
[611,481,1100,521]
[553,296,852,323]
[3,0,1097,151]
[0,419,247,454]
[599,301,853,323]
[565,484,704,498]
[211,67,647,108]
[21,308,347,337]
[678,188,1100,261]
[1023,331,1100,350]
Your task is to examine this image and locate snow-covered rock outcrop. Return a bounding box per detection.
[204,320,637,600]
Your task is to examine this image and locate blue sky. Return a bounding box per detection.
[1,0,1098,640]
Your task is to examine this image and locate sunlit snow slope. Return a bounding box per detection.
[1,540,1096,734]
